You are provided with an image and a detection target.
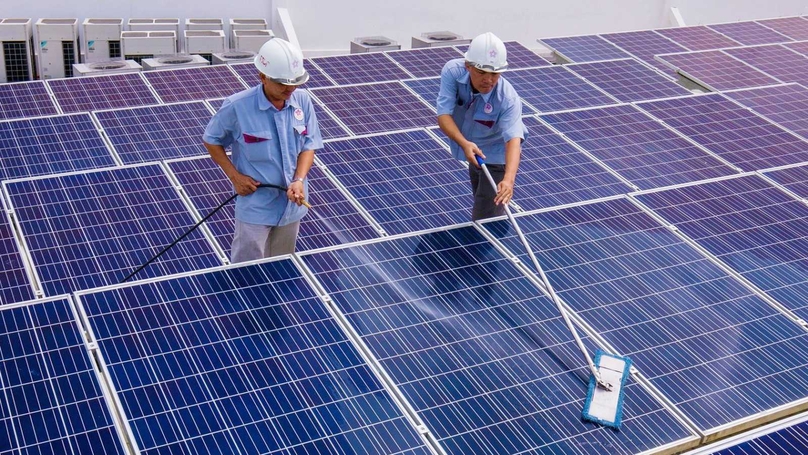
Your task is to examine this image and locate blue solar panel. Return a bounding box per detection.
[317,130,471,234]
[311,82,435,135]
[310,53,413,85]
[763,163,808,198]
[230,60,335,89]
[94,101,213,164]
[166,156,380,256]
[634,174,808,321]
[4,164,222,296]
[311,98,351,139]
[206,97,224,111]
[709,413,808,454]
[540,104,737,189]
[657,50,781,91]
[707,21,793,45]
[504,66,617,114]
[482,197,808,433]
[385,47,464,78]
[0,199,35,305]
[0,296,127,454]
[47,73,159,113]
[654,26,742,51]
[599,30,689,76]
[0,81,59,120]
[723,44,808,86]
[402,77,440,111]
[638,93,808,170]
[301,226,696,454]
[784,40,808,57]
[724,84,808,140]
[456,41,551,68]
[143,65,247,103]
[538,35,633,63]
[514,116,629,211]
[77,260,432,455]
[756,17,808,41]
[0,113,116,180]
[567,58,692,102]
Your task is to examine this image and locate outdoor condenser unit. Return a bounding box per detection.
[412,31,470,48]
[0,18,35,82]
[229,18,267,48]
[232,30,274,53]
[83,18,123,63]
[186,18,224,31]
[127,18,179,52]
[121,31,176,64]
[212,50,255,65]
[141,54,209,71]
[350,36,400,53]
[72,59,141,76]
[35,18,79,79]
[185,30,226,62]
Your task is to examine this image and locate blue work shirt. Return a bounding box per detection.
[436,58,527,164]
[203,85,323,226]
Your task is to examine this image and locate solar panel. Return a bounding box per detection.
[300,226,697,454]
[3,163,222,297]
[384,47,464,78]
[206,97,224,111]
[538,35,633,63]
[763,163,808,198]
[311,82,435,135]
[514,116,630,211]
[654,26,742,51]
[311,98,351,140]
[0,80,59,120]
[0,113,117,181]
[166,156,380,256]
[634,174,808,322]
[655,50,780,90]
[309,53,413,85]
[143,65,247,103]
[93,101,213,164]
[0,296,127,454]
[0,198,35,305]
[756,16,808,41]
[637,93,808,170]
[456,40,551,68]
[706,413,808,454]
[599,30,689,76]
[723,44,808,86]
[230,60,336,89]
[402,77,440,111]
[724,84,808,140]
[707,21,793,45]
[540,104,737,189]
[504,66,617,114]
[76,259,432,455]
[566,58,691,102]
[783,40,808,57]
[47,73,159,113]
[317,130,471,234]
[482,196,808,433]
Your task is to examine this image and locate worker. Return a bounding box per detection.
[203,37,322,262]
[437,32,527,221]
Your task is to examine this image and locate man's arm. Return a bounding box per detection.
[204,142,260,196]
[287,150,314,205]
[438,114,485,168]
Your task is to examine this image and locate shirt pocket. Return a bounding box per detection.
[240,130,274,162]
[470,112,498,141]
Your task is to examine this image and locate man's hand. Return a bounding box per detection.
[495,178,514,205]
[287,180,306,206]
[230,173,260,196]
[462,141,486,168]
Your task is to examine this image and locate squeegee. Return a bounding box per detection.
[475,156,631,429]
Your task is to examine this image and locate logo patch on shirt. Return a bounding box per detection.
[243,133,268,143]
[474,119,495,128]
[483,102,493,114]
[294,108,304,121]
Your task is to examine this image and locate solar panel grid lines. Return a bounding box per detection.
[309,52,415,85]
[75,258,435,455]
[755,16,808,41]
[400,77,441,113]
[0,80,60,120]
[0,194,37,305]
[142,64,248,103]
[653,26,743,51]
[761,163,808,200]
[654,49,782,91]
[598,29,690,78]
[503,65,620,114]
[537,35,633,63]
[564,58,692,103]
[723,43,808,87]
[455,40,552,68]
[707,20,796,45]
[721,83,808,140]
[383,46,465,79]
[47,72,161,113]
[309,95,353,140]
[206,97,225,111]
[783,40,808,57]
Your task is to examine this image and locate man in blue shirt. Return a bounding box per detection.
[203,38,323,262]
[437,32,527,220]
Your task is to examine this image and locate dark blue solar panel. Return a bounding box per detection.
[230,60,335,89]
[385,47,464,78]
[166,157,379,256]
[311,98,351,140]
[0,296,127,454]
[567,58,691,102]
[724,84,808,140]
[0,203,35,305]
[711,414,808,454]
[634,175,808,321]
[540,104,737,189]
[0,81,59,120]
[456,41,551,68]
[143,65,247,103]
[317,130,471,234]
[301,226,695,454]
[708,21,794,45]
[724,45,808,86]
[764,164,808,198]
[47,73,159,113]
[207,97,224,111]
[538,35,633,63]
[514,117,629,211]
[654,26,742,51]
[0,113,116,180]
[402,77,440,111]
[94,101,213,164]
[638,93,808,170]
[599,30,689,76]
[504,66,617,114]
[656,50,780,91]
[756,17,808,41]
[4,164,222,296]
[78,260,432,455]
[311,82,435,135]
[482,197,808,432]
[310,53,413,85]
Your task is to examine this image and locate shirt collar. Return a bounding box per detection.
[255,84,302,112]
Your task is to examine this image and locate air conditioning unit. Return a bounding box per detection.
[83,18,123,63]
[232,30,274,53]
[412,31,470,48]
[72,59,141,76]
[185,30,225,62]
[35,18,79,79]
[212,50,255,65]
[350,36,400,54]
[141,54,209,71]
[121,31,176,64]
[127,18,179,52]
[0,18,35,82]
[186,18,223,31]
[229,18,267,48]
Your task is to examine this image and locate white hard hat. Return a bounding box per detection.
[465,32,508,73]
[254,37,309,85]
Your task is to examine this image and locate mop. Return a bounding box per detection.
[475,156,631,429]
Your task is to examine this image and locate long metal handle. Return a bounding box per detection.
[476,158,610,390]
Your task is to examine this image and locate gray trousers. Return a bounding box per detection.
[469,164,506,221]
[231,219,301,263]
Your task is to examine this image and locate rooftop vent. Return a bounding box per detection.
[350,35,400,53]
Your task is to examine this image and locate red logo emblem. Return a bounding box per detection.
[259,55,268,67]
